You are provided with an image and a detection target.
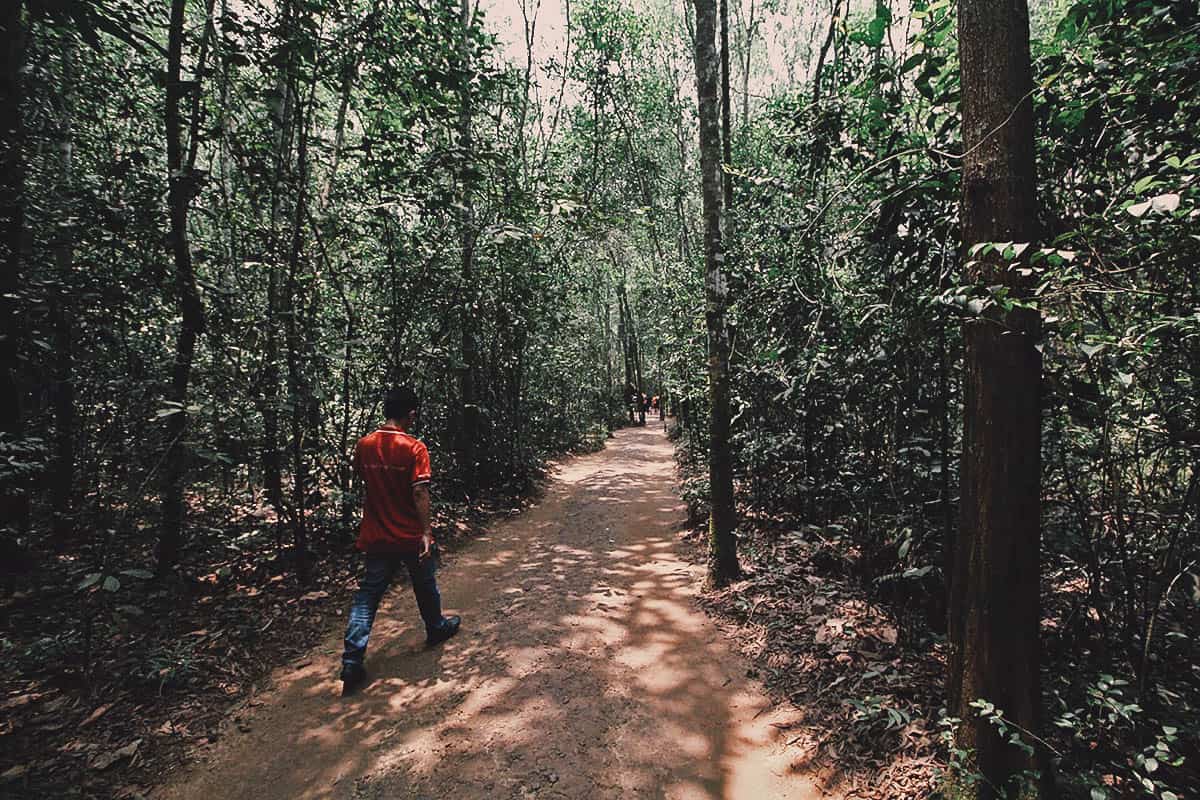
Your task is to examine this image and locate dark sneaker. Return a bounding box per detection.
[425,615,461,647]
[340,662,367,697]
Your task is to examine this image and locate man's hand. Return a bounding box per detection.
[413,483,433,559]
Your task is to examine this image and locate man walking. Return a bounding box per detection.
[340,386,461,696]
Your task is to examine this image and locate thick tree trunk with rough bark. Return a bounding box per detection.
[159,0,208,574]
[692,0,739,587]
[948,1,1047,797]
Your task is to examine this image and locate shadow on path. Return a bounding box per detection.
[156,425,829,800]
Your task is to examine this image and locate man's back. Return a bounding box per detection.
[354,426,431,554]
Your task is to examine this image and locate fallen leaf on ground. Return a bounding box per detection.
[81,703,113,727]
[1,694,38,711]
[300,591,328,602]
[1,764,31,781]
[90,739,141,771]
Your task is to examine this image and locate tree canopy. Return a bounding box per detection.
[1,0,1197,797]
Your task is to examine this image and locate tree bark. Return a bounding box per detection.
[284,50,319,584]
[719,0,733,219]
[262,0,296,536]
[457,0,480,497]
[948,1,1047,797]
[0,0,28,534]
[617,280,635,422]
[159,0,209,574]
[692,0,740,587]
[811,0,841,109]
[50,35,76,546]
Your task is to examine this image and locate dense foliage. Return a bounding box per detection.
[1,0,1197,797]
[665,0,1199,796]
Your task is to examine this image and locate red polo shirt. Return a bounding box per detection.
[353,426,432,554]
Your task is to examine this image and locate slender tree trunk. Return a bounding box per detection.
[0,1,28,534]
[159,0,209,574]
[618,281,634,423]
[318,10,367,214]
[631,295,646,426]
[948,1,1048,797]
[739,0,755,128]
[263,1,295,535]
[719,0,733,220]
[811,0,841,109]
[51,36,76,545]
[603,292,614,415]
[458,0,480,497]
[692,0,740,587]
[284,56,318,583]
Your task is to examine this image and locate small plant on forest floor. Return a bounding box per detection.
[936,705,1042,800]
[133,638,201,693]
[846,693,912,733]
[1050,674,1188,800]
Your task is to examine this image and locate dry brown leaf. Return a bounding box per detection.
[80,703,112,728]
[1,764,31,781]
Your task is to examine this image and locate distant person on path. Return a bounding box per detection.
[340,385,461,696]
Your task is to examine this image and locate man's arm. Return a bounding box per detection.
[413,483,433,558]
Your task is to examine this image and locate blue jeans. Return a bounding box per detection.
[342,549,447,666]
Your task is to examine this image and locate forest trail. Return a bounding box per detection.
[155,424,830,800]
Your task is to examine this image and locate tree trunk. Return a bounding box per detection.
[948,1,1047,797]
[618,280,634,422]
[262,1,295,537]
[692,0,740,587]
[50,36,76,546]
[719,0,733,220]
[159,0,208,574]
[284,57,318,584]
[457,0,479,497]
[603,292,614,416]
[0,0,28,534]
[631,296,646,426]
[738,0,755,129]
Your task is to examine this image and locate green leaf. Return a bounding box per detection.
[120,569,154,580]
[77,572,102,591]
[900,53,924,73]
[850,2,892,48]
[102,576,121,592]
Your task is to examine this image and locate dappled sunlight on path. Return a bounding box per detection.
[156,425,830,800]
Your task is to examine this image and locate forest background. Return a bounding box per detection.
[0,0,1197,798]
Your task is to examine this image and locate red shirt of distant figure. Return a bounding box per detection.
[353,425,432,554]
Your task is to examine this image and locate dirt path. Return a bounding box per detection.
[157,424,830,800]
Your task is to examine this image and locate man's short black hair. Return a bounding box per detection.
[384,385,420,420]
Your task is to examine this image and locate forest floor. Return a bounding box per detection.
[151,423,837,800]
